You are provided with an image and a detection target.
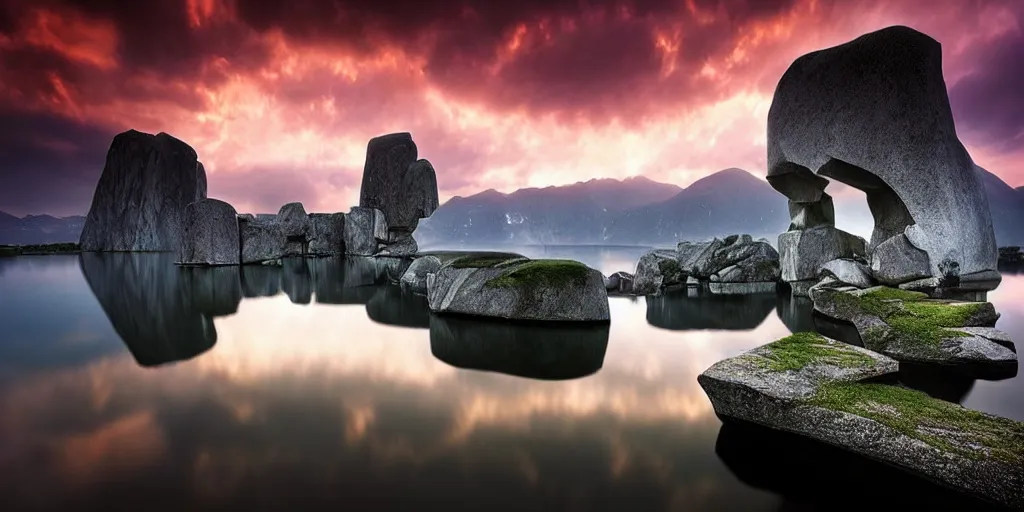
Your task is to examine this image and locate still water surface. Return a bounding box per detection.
[0,246,1021,511]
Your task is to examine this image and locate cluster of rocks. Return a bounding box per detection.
[79,130,439,265]
[766,25,1001,300]
[698,26,1022,510]
[622,234,781,296]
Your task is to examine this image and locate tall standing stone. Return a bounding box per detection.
[80,130,207,251]
[358,132,439,255]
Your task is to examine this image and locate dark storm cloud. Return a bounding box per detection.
[0,110,114,216]
[948,8,1024,152]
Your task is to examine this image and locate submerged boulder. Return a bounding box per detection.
[809,285,1016,366]
[427,255,609,322]
[632,250,685,295]
[766,26,998,293]
[80,130,207,251]
[698,332,1024,509]
[178,198,240,265]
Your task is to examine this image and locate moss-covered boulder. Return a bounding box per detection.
[426,255,609,322]
[400,251,524,294]
[809,284,1016,365]
[698,333,1024,509]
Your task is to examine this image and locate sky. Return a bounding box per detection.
[0,0,1022,217]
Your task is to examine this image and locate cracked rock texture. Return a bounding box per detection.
[80,130,207,251]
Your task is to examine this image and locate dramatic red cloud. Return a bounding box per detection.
[0,0,1022,216]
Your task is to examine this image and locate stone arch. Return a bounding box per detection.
[817,157,916,252]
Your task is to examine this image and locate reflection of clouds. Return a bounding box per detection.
[57,410,165,483]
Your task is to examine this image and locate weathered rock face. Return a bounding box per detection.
[809,284,1016,366]
[308,213,345,256]
[698,332,1024,509]
[632,250,684,295]
[706,237,780,283]
[358,133,440,254]
[277,202,310,239]
[400,255,442,294]
[344,207,387,256]
[178,199,240,265]
[239,216,286,264]
[80,130,207,251]
[819,258,874,289]
[427,256,610,322]
[778,226,866,293]
[766,26,998,293]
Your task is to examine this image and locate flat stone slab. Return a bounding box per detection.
[698,333,1024,509]
[810,285,1016,366]
[427,254,609,322]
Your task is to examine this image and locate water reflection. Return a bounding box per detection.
[430,315,610,380]
[646,290,775,331]
[367,286,431,328]
[79,252,218,367]
[715,421,1005,511]
[3,249,1024,510]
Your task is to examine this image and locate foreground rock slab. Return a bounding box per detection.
[810,285,1016,366]
[427,254,609,322]
[698,332,1024,509]
[80,130,208,251]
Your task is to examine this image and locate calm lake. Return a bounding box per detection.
[0,246,1021,511]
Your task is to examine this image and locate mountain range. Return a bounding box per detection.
[415,168,791,247]
[4,167,1024,248]
[0,212,86,245]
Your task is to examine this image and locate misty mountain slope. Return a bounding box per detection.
[417,168,789,247]
[416,176,683,246]
[605,168,790,245]
[977,166,1024,247]
[0,212,86,245]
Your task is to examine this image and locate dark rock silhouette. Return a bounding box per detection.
[429,314,610,380]
[80,130,207,251]
[79,252,218,367]
[240,263,281,298]
[767,26,999,294]
[646,290,775,330]
[178,198,240,265]
[359,133,439,255]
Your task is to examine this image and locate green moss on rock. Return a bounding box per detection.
[485,259,592,290]
[757,332,877,372]
[832,287,984,346]
[809,381,1024,464]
